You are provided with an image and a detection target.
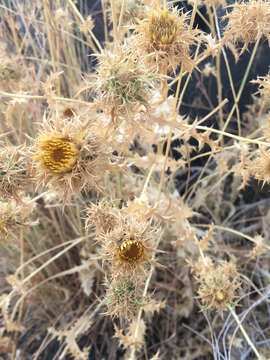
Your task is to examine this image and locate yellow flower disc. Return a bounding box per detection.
[37,136,79,174]
[119,239,144,263]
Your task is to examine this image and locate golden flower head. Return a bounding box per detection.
[134,5,200,73]
[89,202,159,273]
[119,239,144,263]
[34,135,79,175]
[148,7,178,50]
[31,118,120,204]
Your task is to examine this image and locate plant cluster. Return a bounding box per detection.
[0,0,270,359]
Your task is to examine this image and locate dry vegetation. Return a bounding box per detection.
[0,0,270,359]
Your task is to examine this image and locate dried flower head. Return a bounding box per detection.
[80,49,156,120]
[47,101,83,121]
[133,5,199,72]
[85,200,118,234]
[147,8,179,49]
[192,258,241,312]
[0,145,32,201]
[223,0,270,56]
[61,106,77,119]
[32,117,120,203]
[95,211,155,273]
[0,199,36,241]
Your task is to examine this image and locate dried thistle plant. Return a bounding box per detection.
[1,0,270,358]
[85,199,119,234]
[223,0,270,55]
[86,200,160,320]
